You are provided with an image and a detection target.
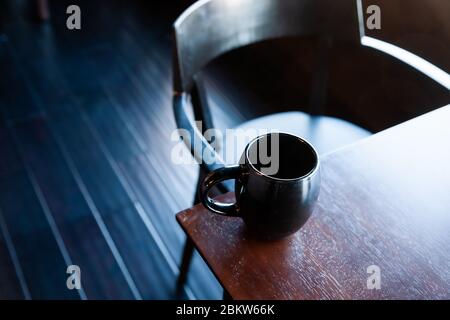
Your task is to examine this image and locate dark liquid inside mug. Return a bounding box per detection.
[200,132,320,240]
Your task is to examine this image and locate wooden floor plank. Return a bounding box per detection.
[0,119,80,299]
[79,48,222,298]
[0,44,43,123]
[9,42,191,298]
[13,118,139,299]
[44,37,220,298]
[0,210,26,299]
[1,39,143,299]
[0,0,223,299]
[51,116,186,299]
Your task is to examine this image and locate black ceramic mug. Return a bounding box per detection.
[200,132,320,240]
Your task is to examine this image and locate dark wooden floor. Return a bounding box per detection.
[0,0,226,299]
[0,0,448,300]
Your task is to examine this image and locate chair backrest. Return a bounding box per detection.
[173,0,361,93]
[360,0,450,73]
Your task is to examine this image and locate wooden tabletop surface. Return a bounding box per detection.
[176,105,450,300]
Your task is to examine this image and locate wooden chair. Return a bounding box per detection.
[172,0,372,290]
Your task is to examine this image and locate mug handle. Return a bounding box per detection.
[200,165,242,216]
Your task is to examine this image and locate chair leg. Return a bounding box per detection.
[177,168,223,291]
[176,171,204,290]
[223,289,232,300]
[176,237,195,290]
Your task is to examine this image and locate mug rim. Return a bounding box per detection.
[244,132,320,183]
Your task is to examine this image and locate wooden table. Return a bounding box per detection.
[176,105,450,300]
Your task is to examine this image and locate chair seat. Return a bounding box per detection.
[222,111,371,166]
